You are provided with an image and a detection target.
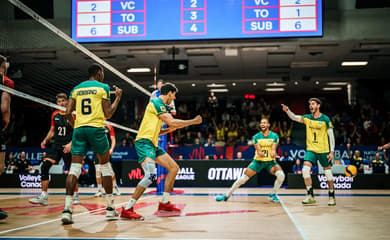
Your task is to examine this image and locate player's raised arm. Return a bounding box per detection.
[159,113,202,129]
[281,104,303,123]
[102,86,122,119]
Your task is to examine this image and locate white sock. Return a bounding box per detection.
[97,184,102,191]
[41,191,48,197]
[125,198,137,210]
[106,194,114,208]
[306,185,312,191]
[161,192,170,204]
[64,195,73,211]
[226,175,249,197]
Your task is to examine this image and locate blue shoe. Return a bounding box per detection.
[216,195,229,202]
[268,193,280,203]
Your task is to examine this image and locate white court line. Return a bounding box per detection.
[279,198,309,240]
[0,196,156,235]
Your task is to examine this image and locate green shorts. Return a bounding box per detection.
[304,150,331,167]
[135,139,166,164]
[248,160,278,173]
[71,127,109,155]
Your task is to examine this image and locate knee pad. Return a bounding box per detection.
[101,162,112,177]
[95,164,102,178]
[302,165,311,179]
[238,174,249,185]
[275,170,285,183]
[324,169,333,181]
[41,160,53,181]
[138,161,157,188]
[69,163,82,178]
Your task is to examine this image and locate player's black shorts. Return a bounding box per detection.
[0,129,7,152]
[45,144,72,169]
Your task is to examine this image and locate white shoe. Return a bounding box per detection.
[106,207,119,218]
[328,197,336,206]
[73,196,81,205]
[95,190,103,197]
[114,186,121,196]
[29,196,48,206]
[61,210,73,224]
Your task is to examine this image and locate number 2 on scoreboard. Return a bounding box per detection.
[191,0,197,8]
[91,3,97,11]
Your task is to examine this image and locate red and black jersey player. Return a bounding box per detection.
[29,93,81,206]
[0,55,14,220]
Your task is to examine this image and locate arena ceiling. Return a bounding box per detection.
[5,39,390,101]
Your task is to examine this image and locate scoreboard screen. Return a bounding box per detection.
[71,0,322,43]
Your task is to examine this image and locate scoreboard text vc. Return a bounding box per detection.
[71,0,322,42]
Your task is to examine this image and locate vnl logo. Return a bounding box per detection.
[128,168,144,180]
[19,174,41,188]
[317,175,354,189]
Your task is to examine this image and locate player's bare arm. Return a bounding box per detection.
[109,135,116,155]
[378,142,390,151]
[159,113,202,129]
[159,127,176,136]
[327,128,335,161]
[65,98,76,127]
[102,87,122,119]
[281,104,303,123]
[1,91,11,130]
[41,125,55,149]
[271,141,278,158]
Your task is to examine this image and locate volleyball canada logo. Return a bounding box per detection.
[19,174,41,188]
[317,175,353,189]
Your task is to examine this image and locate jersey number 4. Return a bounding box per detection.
[81,98,92,115]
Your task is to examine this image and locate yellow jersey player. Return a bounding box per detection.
[61,63,122,224]
[121,83,202,220]
[282,98,336,206]
[215,118,285,203]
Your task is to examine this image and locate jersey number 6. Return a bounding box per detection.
[81,98,92,115]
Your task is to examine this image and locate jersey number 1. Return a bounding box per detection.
[81,98,92,115]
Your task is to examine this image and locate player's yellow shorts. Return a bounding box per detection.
[304,150,331,167]
[248,160,278,173]
[135,139,166,164]
[71,127,109,155]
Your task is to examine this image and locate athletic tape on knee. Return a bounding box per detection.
[238,174,250,185]
[275,170,285,183]
[69,163,82,178]
[302,165,311,179]
[95,164,102,178]
[324,169,333,181]
[138,161,157,188]
[41,160,53,181]
[109,163,115,176]
[101,162,112,177]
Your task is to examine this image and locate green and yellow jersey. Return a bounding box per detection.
[70,80,109,128]
[135,98,167,147]
[253,131,279,161]
[302,114,333,153]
